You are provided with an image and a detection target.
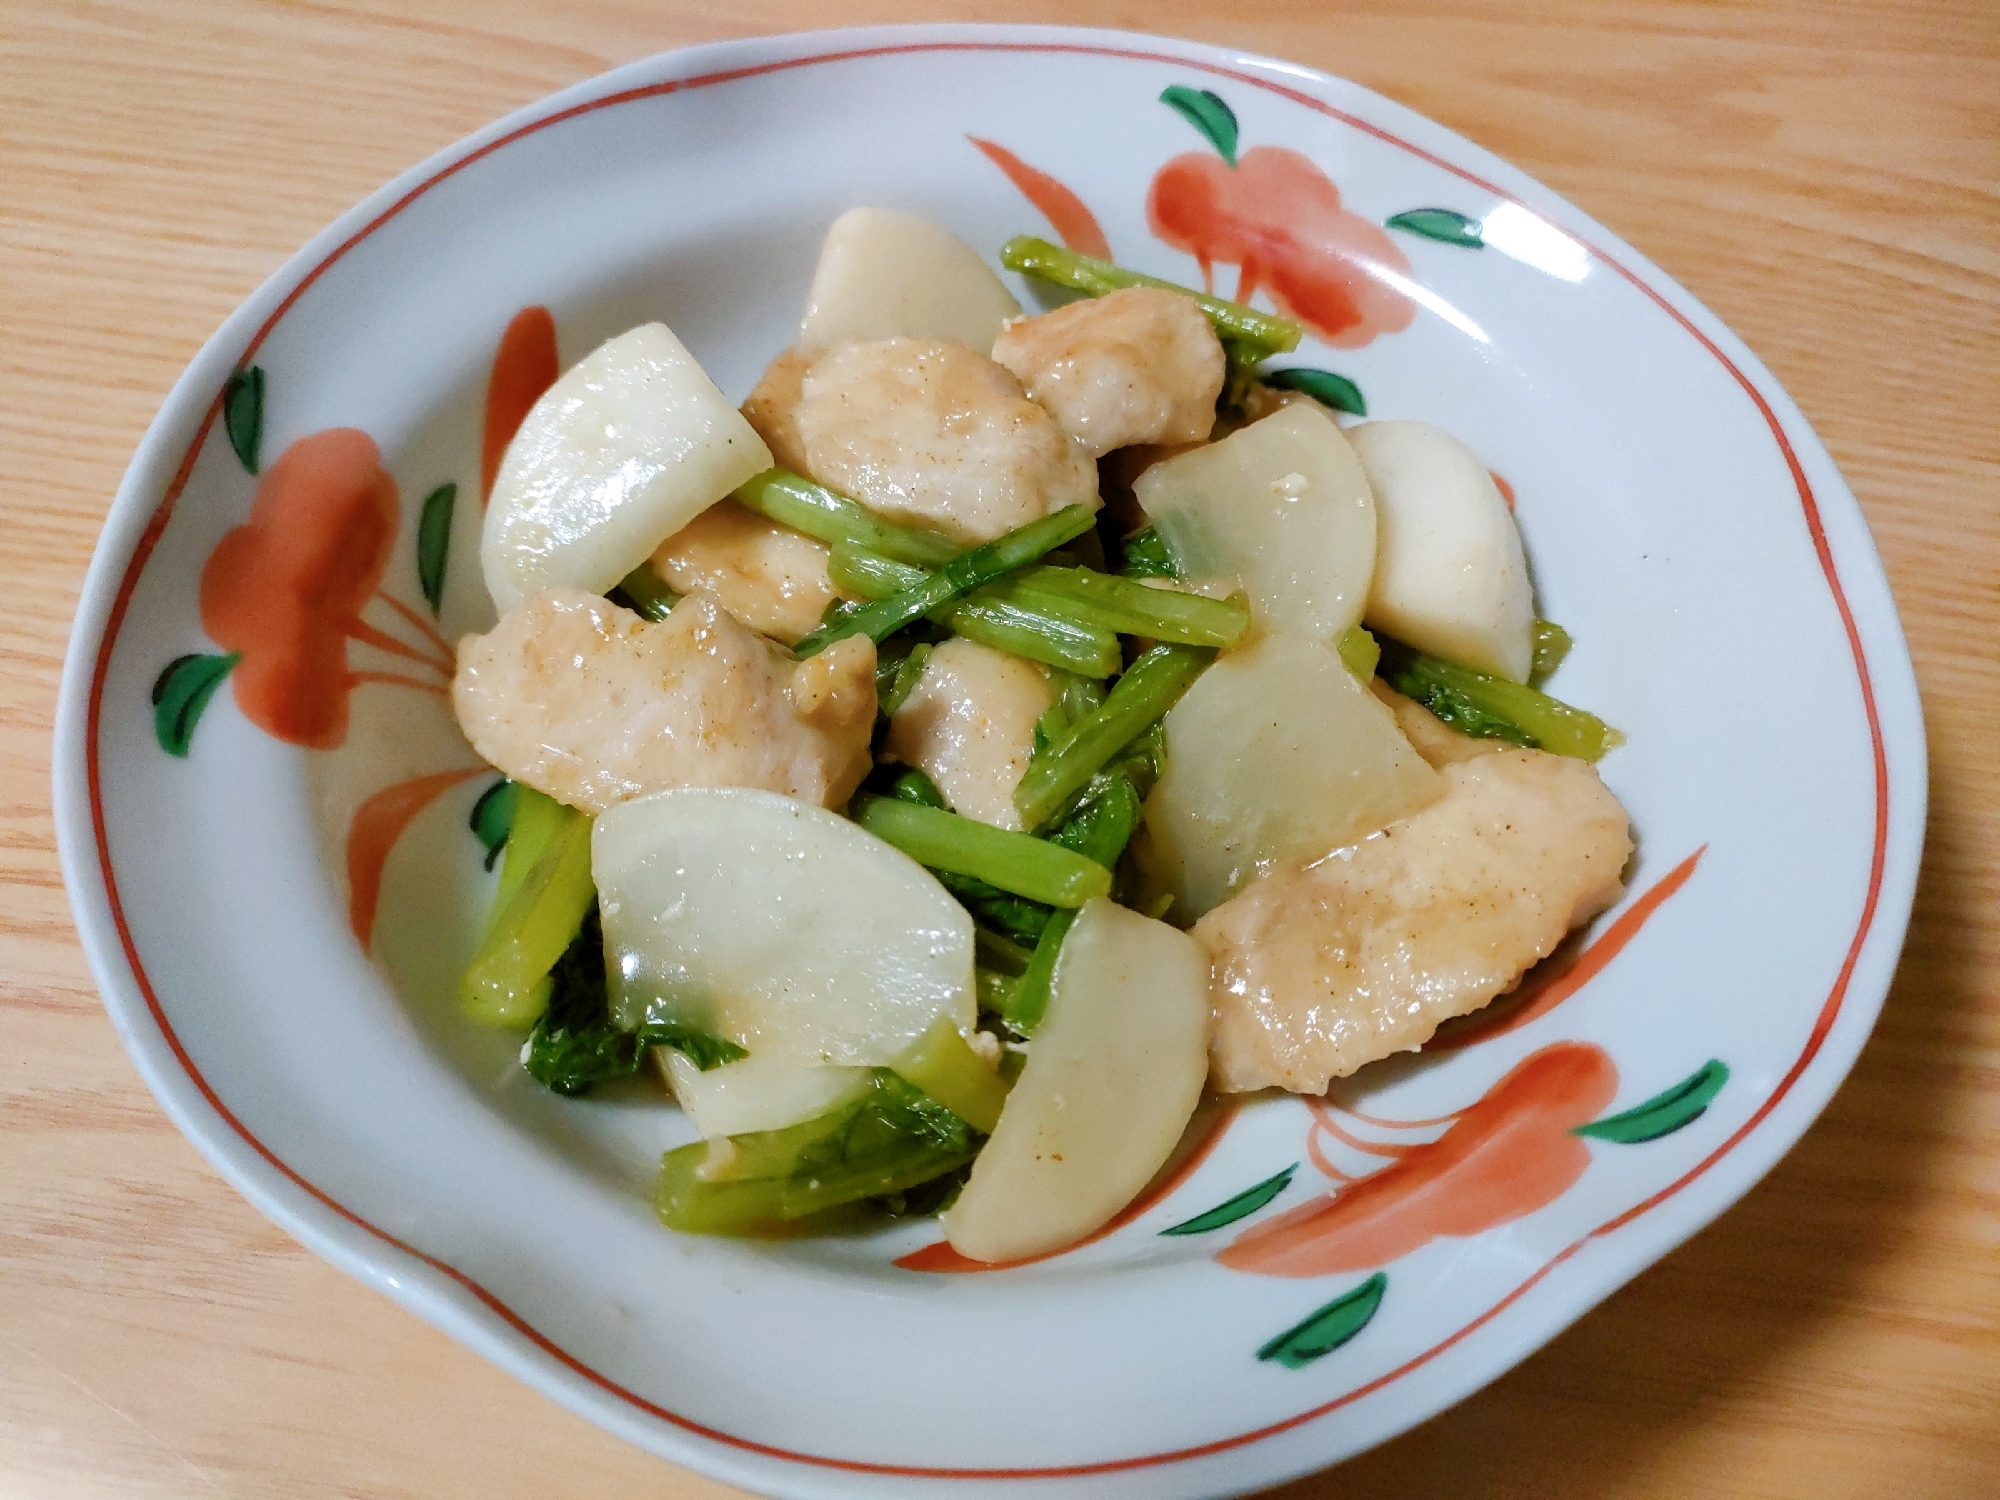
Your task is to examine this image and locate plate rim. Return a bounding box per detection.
[51,21,1928,1497]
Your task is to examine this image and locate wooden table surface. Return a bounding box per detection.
[4,2,1995,1496]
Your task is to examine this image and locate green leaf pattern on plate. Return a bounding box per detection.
[1573,1059,1730,1144]
[1161,1163,1297,1236]
[1160,85,1238,166]
[151,652,240,757]
[223,366,265,474]
[417,481,457,615]
[1258,1272,1388,1368]
[1385,208,1485,248]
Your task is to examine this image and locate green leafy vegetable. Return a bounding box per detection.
[606,562,679,621]
[1531,618,1572,684]
[999,236,1301,357]
[655,1071,978,1234]
[864,770,1061,946]
[795,505,1098,658]
[1113,719,1169,794]
[1034,701,1070,756]
[885,764,948,808]
[416,482,456,615]
[975,966,1019,1016]
[953,888,1055,946]
[878,774,1049,944]
[938,594,1123,678]
[656,1029,747,1072]
[1336,624,1380,680]
[1001,906,1075,1036]
[1377,638,1620,761]
[524,910,746,1096]
[1009,567,1249,647]
[1015,644,1213,830]
[1047,773,1144,871]
[222,366,264,474]
[1116,527,1183,581]
[874,639,914,706]
[634,1013,749,1072]
[819,596,868,631]
[826,539,920,599]
[522,909,626,1094]
[1060,671,1108,721]
[1035,671,1110,754]
[887,1016,1011,1133]
[869,1163,972,1220]
[150,652,239,757]
[850,794,1112,908]
[733,468,961,567]
[491,785,568,913]
[974,924,1032,976]
[460,803,595,1028]
[832,543,1121,677]
[879,642,935,716]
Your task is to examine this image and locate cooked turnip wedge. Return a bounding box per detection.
[1348,419,1535,682]
[592,788,975,1067]
[1138,634,1441,919]
[1133,402,1376,643]
[943,898,1208,1263]
[482,324,773,613]
[799,207,1022,354]
[654,1050,872,1139]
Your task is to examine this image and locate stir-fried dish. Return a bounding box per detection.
[451,206,1632,1263]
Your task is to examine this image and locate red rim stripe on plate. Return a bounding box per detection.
[83,40,1891,1481]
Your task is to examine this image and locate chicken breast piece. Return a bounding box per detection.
[795,337,1099,545]
[1198,748,1633,1094]
[741,346,813,476]
[884,638,1054,830]
[649,499,844,644]
[991,287,1226,458]
[453,587,874,814]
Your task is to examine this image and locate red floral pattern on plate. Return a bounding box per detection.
[1222,1042,1619,1277]
[1148,145,1416,348]
[199,428,441,749]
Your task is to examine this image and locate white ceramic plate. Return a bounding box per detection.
[54,24,1925,1499]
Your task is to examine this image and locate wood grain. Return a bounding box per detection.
[2,2,1994,1496]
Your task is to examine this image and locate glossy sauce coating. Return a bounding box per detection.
[451,587,873,814]
[794,337,1098,544]
[991,286,1225,458]
[1199,743,1632,1093]
[885,637,1054,830]
[650,499,844,644]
